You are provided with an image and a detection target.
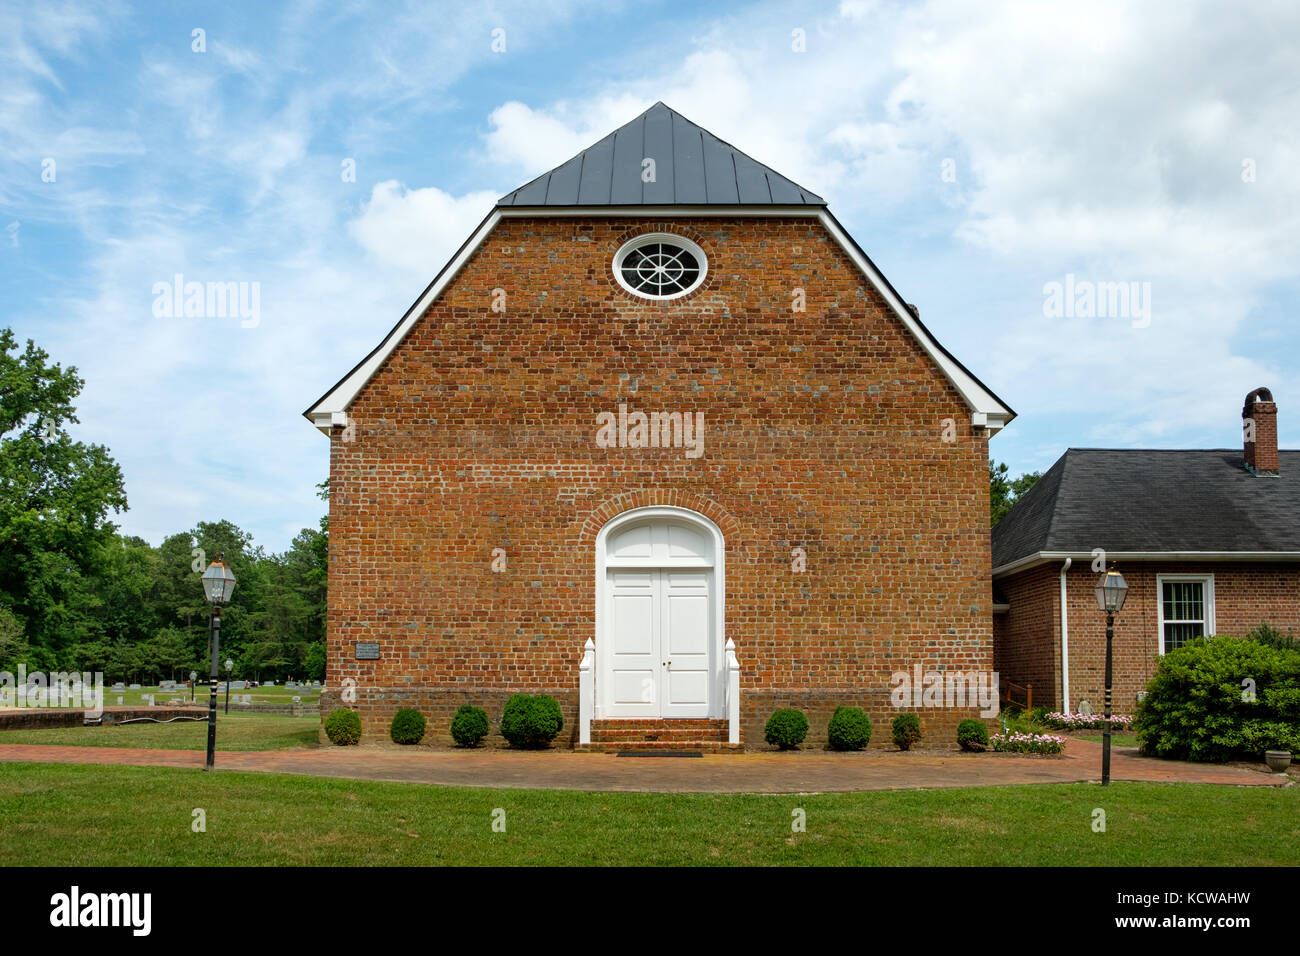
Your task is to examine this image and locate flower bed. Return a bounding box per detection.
[1041,711,1133,731]
[990,732,1066,755]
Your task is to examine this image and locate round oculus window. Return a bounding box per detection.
[613,234,707,300]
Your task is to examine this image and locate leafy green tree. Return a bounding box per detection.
[0,329,127,659]
[990,461,1042,527]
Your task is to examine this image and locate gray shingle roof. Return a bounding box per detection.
[992,449,1300,569]
[497,102,826,207]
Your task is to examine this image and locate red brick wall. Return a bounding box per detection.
[324,215,995,748]
[993,563,1061,709]
[1063,562,1300,713]
[994,561,1300,716]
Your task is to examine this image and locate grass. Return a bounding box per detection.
[1077,733,1140,747]
[0,762,1295,866]
[0,713,320,751]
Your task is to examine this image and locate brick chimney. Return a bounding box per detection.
[1242,387,1279,476]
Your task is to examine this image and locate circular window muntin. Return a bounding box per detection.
[612,233,708,301]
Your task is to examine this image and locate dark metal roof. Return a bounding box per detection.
[992,449,1300,568]
[497,101,826,207]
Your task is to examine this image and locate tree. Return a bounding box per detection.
[0,328,127,660]
[990,461,1042,527]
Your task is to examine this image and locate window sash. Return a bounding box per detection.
[1161,580,1207,653]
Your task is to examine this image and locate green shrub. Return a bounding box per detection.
[499,694,564,748]
[764,709,809,749]
[450,705,490,747]
[324,708,362,746]
[891,712,922,750]
[389,708,426,745]
[957,718,990,752]
[826,706,872,751]
[1135,635,1300,762]
[1246,623,1300,652]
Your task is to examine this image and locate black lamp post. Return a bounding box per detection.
[1094,566,1129,786]
[200,554,237,771]
[224,658,234,715]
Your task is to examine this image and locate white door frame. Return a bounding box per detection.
[594,506,726,719]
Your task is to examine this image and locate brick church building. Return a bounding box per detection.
[305,102,1014,749]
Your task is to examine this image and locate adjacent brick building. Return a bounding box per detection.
[993,388,1300,714]
[306,103,1014,749]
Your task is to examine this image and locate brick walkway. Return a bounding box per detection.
[0,738,1287,793]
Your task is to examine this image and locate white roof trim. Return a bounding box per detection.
[305,206,1014,431]
[992,550,1300,579]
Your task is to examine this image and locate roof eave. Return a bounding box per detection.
[992,550,1300,579]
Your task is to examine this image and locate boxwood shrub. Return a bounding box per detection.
[764,708,809,749]
[450,705,490,747]
[1135,635,1300,762]
[324,708,362,746]
[891,712,922,751]
[389,708,426,745]
[827,706,872,751]
[957,718,990,752]
[499,693,564,748]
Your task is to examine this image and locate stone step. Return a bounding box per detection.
[584,718,738,751]
[575,740,745,754]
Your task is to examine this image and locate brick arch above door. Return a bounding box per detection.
[579,490,740,549]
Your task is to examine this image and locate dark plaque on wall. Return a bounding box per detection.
[354,642,380,660]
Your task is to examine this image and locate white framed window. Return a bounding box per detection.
[612,233,707,300]
[1156,574,1215,655]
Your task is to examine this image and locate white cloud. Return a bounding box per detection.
[347,180,499,276]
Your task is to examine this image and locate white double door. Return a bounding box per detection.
[605,567,712,718]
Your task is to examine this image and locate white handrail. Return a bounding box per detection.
[725,637,740,745]
[578,638,595,745]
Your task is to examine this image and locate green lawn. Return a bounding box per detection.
[1077,733,1140,747]
[0,714,319,751]
[0,763,1294,866]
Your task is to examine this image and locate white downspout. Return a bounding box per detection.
[1059,558,1072,713]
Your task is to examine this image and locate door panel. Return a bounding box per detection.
[607,571,658,715]
[662,571,710,717]
[604,567,713,718]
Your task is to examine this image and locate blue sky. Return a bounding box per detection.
[3,0,1298,553]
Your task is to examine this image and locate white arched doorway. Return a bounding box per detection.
[594,506,725,719]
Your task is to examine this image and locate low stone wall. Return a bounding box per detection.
[0,706,207,730]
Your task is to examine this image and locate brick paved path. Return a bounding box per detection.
[0,738,1287,793]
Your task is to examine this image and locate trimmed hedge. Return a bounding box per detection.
[957,718,989,752]
[1135,635,1300,762]
[324,708,362,746]
[827,706,872,751]
[450,705,490,747]
[389,708,426,745]
[764,709,809,749]
[500,694,564,748]
[891,712,922,751]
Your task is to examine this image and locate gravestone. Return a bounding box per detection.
[116,696,123,705]
[285,681,297,690]
[312,681,320,688]
[1078,699,1094,716]
[264,680,274,686]
[129,684,141,690]
[111,683,125,692]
